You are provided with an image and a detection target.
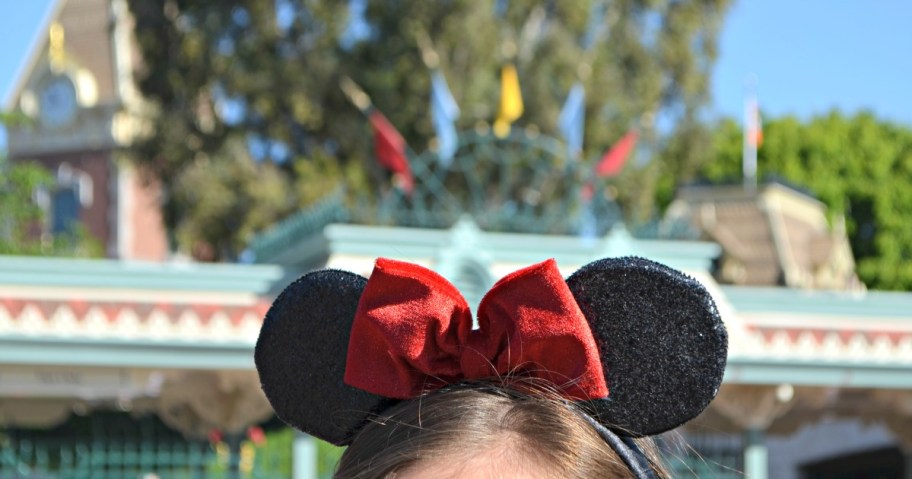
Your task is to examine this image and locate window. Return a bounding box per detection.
[51,185,80,234]
[50,163,93,235]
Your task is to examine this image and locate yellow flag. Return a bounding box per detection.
[493,64,523,138]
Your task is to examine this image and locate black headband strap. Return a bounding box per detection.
[579,412,659,479]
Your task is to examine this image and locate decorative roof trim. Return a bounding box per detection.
[0,298,269,345]
[733,325,912,364]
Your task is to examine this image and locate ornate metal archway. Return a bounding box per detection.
[360,128,622,236]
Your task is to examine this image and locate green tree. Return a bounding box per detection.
[128,0,731,260]
[169,139,294,260]
[703,111,912,290]
[0,161,102,257]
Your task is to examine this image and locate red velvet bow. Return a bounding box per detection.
[344,258,608,400]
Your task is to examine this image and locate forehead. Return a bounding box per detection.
[393,445,557,479]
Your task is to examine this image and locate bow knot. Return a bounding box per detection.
[344,258,608,400]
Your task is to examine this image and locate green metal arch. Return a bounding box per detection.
[365,128,622,236]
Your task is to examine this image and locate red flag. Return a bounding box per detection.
[747,99,763,148]
[369,110,414,194]
[595,130,637,177]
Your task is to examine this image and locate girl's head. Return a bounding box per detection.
[336,381,670,479]
[256,256,727,478]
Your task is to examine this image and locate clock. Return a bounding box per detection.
[38,75,78,128]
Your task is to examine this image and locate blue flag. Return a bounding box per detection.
[430,70,460,167]
[558,82,585,160]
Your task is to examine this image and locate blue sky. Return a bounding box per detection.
[1,0,911,150]
[713,0,912,125]
[1,1,54,106]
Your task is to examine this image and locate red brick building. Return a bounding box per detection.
[4,0,168,260]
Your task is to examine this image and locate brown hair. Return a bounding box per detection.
[334,381,670,478]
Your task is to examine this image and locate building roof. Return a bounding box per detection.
[0,254,284,294]
[725,284,912,389]
[666,181,861,290]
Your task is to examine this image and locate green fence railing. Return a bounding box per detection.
[0,411,291,479]
[663,431,743,478]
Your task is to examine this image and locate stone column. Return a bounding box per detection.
[293,431,318,479]
[743,428,768,479]
[711,384,798,479]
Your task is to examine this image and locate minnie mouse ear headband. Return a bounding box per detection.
[255,257,727,470]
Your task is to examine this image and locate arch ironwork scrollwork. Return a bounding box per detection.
[357,128,622,236]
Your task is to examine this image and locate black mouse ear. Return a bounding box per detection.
[567,257,727,437]
[254,269,395,446]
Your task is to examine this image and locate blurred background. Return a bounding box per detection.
[0,1,910,478]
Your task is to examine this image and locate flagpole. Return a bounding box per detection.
[743,75,758,194]
[339,76,415,196]
[339,76,373,114]
[414,28,440,69]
